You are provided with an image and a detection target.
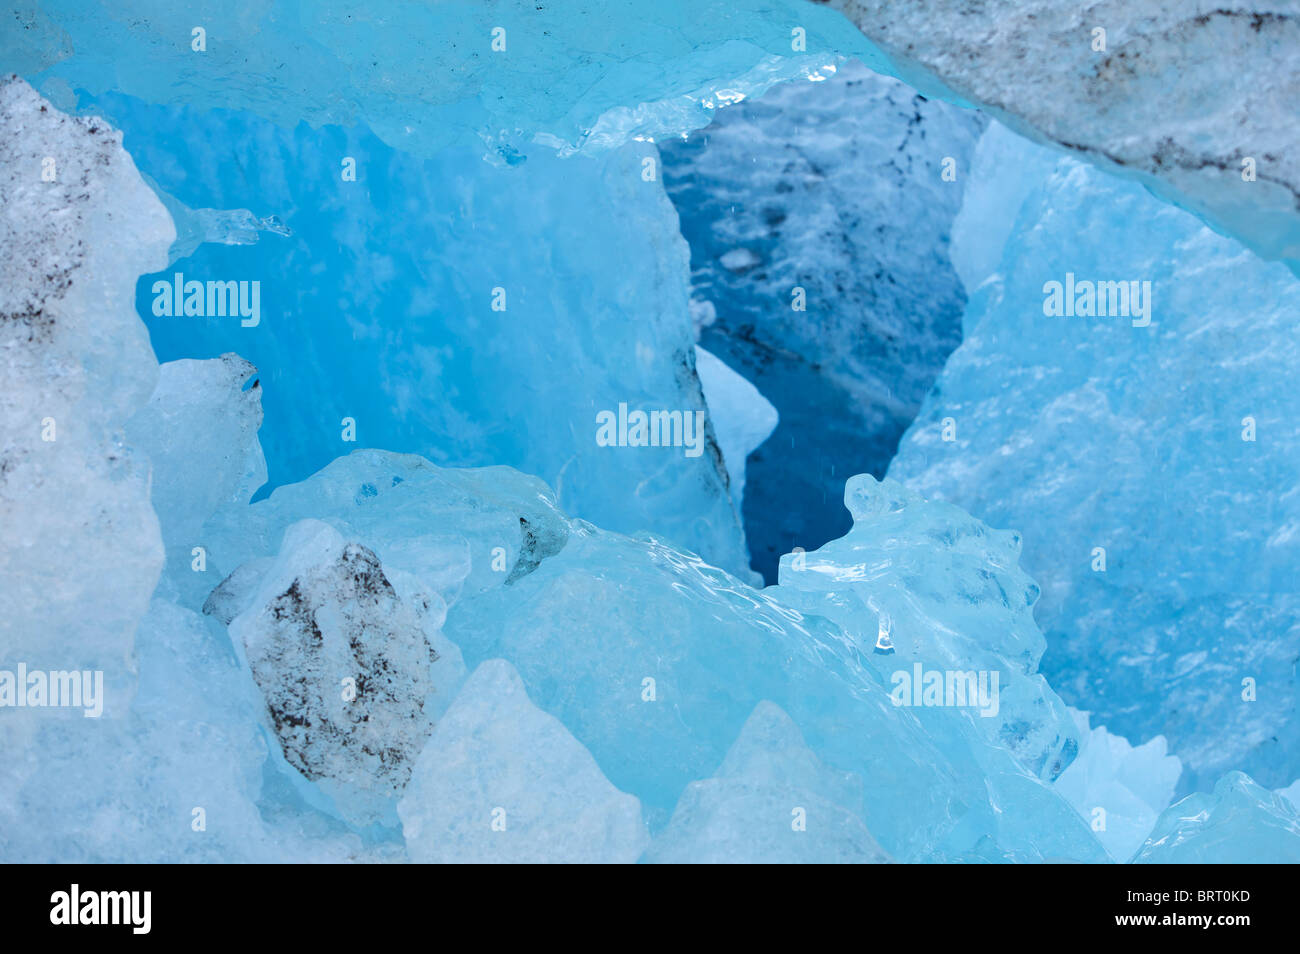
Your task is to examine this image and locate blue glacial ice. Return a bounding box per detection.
[2,0,878,158]
[2,0,1298,867]
[771,474,1078,782]
[125,353,267,606]
[66,93,758,581]
[1132,772,1300,864]
[192,444,1103,861]
[1053,709,1182,863]
[399,659,650,864]
[890,121,1300,794]
[12,0,1297,273]
[642,700,891,864]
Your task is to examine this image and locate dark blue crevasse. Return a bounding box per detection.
[660,61,985,582]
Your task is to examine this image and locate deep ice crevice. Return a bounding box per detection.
[661,59,982,581]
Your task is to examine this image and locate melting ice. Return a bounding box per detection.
[2,0,1299,865]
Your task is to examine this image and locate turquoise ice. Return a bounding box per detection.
[3,0,1298,866]
[891,122,1300,794]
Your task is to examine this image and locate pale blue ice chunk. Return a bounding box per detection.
[771,474,1079,781]
[891,121,1300,792]
[1277,779,1300,812]
[4,599,370,861]
[0,78,168,682]
[127,353,268,606]
[398,659,650,863]
[643,701,890,863]
[694,345,778,514]
[1132,772,1300,864]
[1053,709,1182,862]
[948,122,1059,295]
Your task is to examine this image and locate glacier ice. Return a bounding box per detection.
[227,519,465,829]
[892,119,1300,793]
[772,474,1078,782]
[193,444,1102,861]
[830,0,1300,274]
[128,353,266,549]
[126,353,267,607]
[2,1,879,159]
[0,76,168,683]
[2,0,1297,869]
[693,345,778,516]
[643,701,890,864]
[422,459,1102,861]
[398,659,649,864]
[1281,778,1300,804]
[1132,772,1300,864]
[14,0,1296,280]
[5,589,379,862]
[73,92,757,581]
[155,192,293,267]
[1053,709,1182,863]
[660,59,984,580]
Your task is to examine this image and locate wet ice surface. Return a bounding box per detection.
[1053,709,1182,863]
[891,122,1300,795]
[79,94,757,583]
[771,474,1078,783]
[1,0,1298,866]
[1132,773,1300,865]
